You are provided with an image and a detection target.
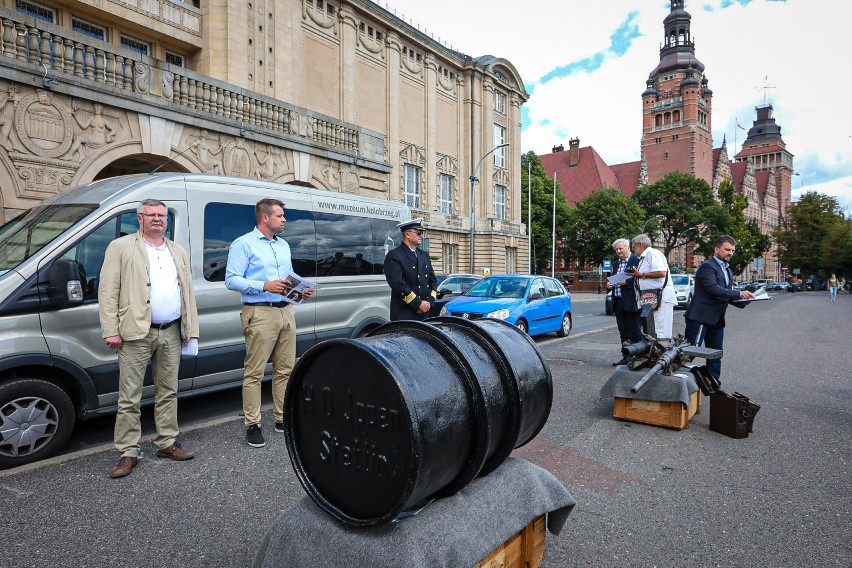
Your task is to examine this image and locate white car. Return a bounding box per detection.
[671,273,694,309]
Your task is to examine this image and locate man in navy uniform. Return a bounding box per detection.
[384,218,437,321]
[684,235,755,383]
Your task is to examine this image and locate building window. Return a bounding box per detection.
[506,247,517,274]
[493,124,506,168]
[72,17,106,41]
[403,164,421,209]
[121,35,150,56]
[442,243,458,275]
[16,0,55,22]
[495,184,507,221]
[166,51,185,67]
[494,90,506,114]
[439,174,454,215]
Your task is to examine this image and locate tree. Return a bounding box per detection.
[773,191,846,276]
[699,178,771,275]
[631,172,727,256]
[564,188,646,266]
[521,152,575,274]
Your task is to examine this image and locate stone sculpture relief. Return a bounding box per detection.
[189,129,224,174]
[66,103,118,161]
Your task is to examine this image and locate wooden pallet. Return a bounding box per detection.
[613,390,702,430]
[473,514,546,568]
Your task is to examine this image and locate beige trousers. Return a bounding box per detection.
[240,304,296,427]
[114,325,181,457]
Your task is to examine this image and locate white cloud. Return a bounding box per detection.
[383,0,852,206]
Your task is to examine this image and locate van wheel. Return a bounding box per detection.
[0,379,75,469]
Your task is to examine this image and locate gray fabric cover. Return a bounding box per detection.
[253,457,576,568]
[599,367,698,407]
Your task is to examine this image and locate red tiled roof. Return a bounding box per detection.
[610,161,642,195]
[540,146,624,205]
[729,161,747,193]
[734,141,785,159]
[754,170,770,204]
[713,147,722,171]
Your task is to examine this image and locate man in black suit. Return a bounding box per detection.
[607,238,642,365]
[684,235,755,382]
[384,218,437,321]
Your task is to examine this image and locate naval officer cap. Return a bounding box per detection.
[397,218,425,233]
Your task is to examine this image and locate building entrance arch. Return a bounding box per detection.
[92,152,191,181]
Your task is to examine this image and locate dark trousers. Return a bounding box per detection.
[685,318,725,382]
[613,296,643,344]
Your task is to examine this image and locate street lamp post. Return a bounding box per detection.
[678,226,698,271]
[552,174,557,277]
[642,214,666,234]
[469,143,510,274]
[549,168,571,278]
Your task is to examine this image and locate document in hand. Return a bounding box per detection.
[282,271,317,305]
[734,287,771,303]
[607,272,630,286]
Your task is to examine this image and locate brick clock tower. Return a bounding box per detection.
[641,1,714,185]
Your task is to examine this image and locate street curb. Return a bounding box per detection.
[0,403,274,479]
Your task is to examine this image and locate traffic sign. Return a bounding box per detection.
[602,260,612,272]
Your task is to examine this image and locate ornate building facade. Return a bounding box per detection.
[0,0,529,275]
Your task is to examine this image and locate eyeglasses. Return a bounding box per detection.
[407,230,425,236]
[140,213,167,219]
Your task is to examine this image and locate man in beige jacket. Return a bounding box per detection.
[99,199,199,478]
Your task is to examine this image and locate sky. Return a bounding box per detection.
[379,0,852,213]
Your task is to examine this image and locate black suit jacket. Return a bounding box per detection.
[383,244,437,321]
[684,257,743,327]
[612,253,641,312]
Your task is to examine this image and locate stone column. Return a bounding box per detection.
[510,93,522,223]
[424,53,438,212]
[339,7,358,124]
[386,32,402,200]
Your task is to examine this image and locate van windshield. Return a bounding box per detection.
[0,204,98,273]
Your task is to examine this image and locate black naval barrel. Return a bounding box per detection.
[283,317,552,526]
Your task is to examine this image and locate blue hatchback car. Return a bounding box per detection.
[441,274,572,337]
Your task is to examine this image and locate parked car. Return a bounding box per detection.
[605,290,614,315]
[776,281,789,291]
[429,273,482,317]
[671,273,694,309]
[442,274,572,337]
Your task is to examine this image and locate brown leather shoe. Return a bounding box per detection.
[156,441,195,461]
[110,456,138,478]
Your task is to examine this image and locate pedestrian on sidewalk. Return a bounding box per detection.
[99,199,199,479]
[828,273,838,301]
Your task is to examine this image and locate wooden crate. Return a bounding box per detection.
[613,390,702,430]
[474,514,546,568]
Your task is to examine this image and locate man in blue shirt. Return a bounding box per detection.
[225,198,314,448]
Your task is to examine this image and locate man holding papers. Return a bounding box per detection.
[684,235,755,383]
[606,239,643,364]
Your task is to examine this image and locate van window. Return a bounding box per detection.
[203,203,402,281]
[57,210,172,301]
[203,203,317,281]
[0,204,97,273]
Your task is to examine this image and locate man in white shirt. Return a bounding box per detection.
[628,233,676,341]
[99,199,199,478]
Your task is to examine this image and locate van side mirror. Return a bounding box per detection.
[48,259,84,308]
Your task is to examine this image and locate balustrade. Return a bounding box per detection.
[0,9,368,159]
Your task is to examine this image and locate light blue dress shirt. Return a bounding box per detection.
[225,227,293,303]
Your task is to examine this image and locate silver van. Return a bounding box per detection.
[0,173,409,468]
